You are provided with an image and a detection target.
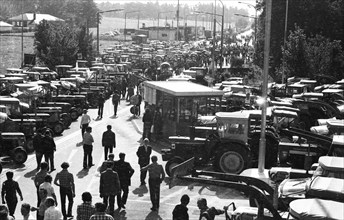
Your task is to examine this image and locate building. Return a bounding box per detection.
[0,21,13,32]
[7,13,64,31]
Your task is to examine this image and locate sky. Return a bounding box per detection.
[94,0,257,15]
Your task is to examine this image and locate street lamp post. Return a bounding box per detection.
[218,0,225,70]
[97,8,123,55]
[157,10,174,41]
[194,10,223,78]
[125,10,140,42]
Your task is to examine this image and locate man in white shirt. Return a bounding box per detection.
[44,197,62,220]
[80,109,91,137]
[39,175,57,205]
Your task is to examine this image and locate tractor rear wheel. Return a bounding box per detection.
[165,157,184,177]
[215,144,249,174]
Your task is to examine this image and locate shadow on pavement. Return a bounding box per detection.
[132,185,148,197]
[76,168,89,178]
[24,168,38,179]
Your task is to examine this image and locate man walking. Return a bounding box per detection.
[1,171,23,217]
[102,125,116,161]
[42,131,56,172]
[83,126,94,169]
[112,91,120,117]
[54,162,75,219]
[97,92,105,119]
[39,175,58,206]
[114,153,134,209]
[33,131,44,170]
[136,138,152,186]
[141,156,165,211]
[34,162,49,207]
[99,162,121,214]
[80,109,91,137]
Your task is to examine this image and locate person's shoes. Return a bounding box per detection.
[121,205,126,209]
[50,168,56,172]
[89,164,95,167]
[150,207,157,211]
[66,214,73,217]
[140,182,146,186]
[83,166,88,169]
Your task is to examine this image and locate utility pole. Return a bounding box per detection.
[258,0,272,173]
[177,0,179,41]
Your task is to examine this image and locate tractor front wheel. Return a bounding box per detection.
[165,157,184,177]
[52,122,64,136]
[215,144,249,174]
[13,148,28,164]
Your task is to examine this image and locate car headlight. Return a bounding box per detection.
[278,150,289,163]
[171,144,176,150]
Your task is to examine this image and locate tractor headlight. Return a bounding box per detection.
[171,144,176,150]
[279,150,289,163]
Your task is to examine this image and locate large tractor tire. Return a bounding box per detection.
[13,148,28,164]
[25,136,34,153]
[165,157,184,177]
[215,144,249,174]
[70,110,79,121]
[52,122,64,136]
[61,114,72,129]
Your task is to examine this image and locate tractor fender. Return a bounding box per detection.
[212,140,250,156]
[13,146,26,152]
[60,112,69,119]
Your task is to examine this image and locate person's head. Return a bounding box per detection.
[83,109,88,114]
[180,194,190,206]
[5,171,13,180]
[107,125,112,130]
[119,152,125,161]
[151,155,158,163]
[0,205,9,218]
[143,138,149,146]
[45,197,55,207]
[44,174,52,183]
[108,153,114,160]
[197,198,207,210]
[61,162,69,169]
[40,161,49,171]
[86,126,92,133]
[94,202,107,212]
[81,192,92,203]
[145,108,150,114]
[21,203,31,217]
[44,130,52,137]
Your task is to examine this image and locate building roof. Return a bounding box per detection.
[7,13,64,24]
[0,21,13,27]
[143,81,225,97]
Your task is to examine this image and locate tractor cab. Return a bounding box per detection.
[0,130,27,164]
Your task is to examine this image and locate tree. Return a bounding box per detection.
[256,0,344,80]
[34,20,93,69]
[277,26,344,81]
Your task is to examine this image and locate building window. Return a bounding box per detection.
[162,33,167,37]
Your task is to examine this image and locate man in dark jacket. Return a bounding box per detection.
[172,194,190,220]
[42,131,56,172]
[112,91,120,117]
[97,92,105,119]
[33,131,44,170]
[142,108,153,140]
[136,138,152,186]
[114,153,134,209]
[99,162,121,214]
[101,125,116,161]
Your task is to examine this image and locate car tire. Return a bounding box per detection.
[165,157,184,177]
[215,144,249,174]
[13,148,28,164]
[52,122,64,136]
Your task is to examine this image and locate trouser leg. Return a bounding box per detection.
[60,188,67,217]
[121,185,129,205]
[66,189,74,216]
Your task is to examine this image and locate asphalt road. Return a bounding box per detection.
[0,98,249,220]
